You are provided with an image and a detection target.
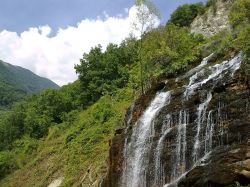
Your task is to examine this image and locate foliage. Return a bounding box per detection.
[0,85,79,149]
[168,3,205,27]
[132,0,160,94]
[0,60,59,108]
[232,24,250,57]
[130,24,205,90]
[0,151,18,179]
[206,0,218,14]
[75,39,138,106]
[0,37,137,184]
[0,86,133,187]
[133,0,160,34]
[0,103,27,150]
[229,0,250,28]
[228,0,250,76]
[0,81,26,107]
[206,0,217,7]
[229,0,250,58]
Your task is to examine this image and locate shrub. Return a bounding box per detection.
[168,3,205,27]
[229,0,250,28]
[0,151,18,179]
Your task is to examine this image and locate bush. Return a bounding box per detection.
[229,0,250,28]
[75,39,138,107]
[138,24,204,81]
[206,0,217,14]
[0,151,18,179]
[168,3,206,27]
[229,0,250,58]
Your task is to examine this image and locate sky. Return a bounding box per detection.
[0,0,206,86]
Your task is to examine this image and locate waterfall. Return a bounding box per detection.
[172,110,188,180]
[121,91,171,187]
[120,53,242,187]
[154,114,172,186]
[205,110,215,154]
[176,53,214,82]
[184,53,242,98]
[153,110,189,186]
[193,92,212,163]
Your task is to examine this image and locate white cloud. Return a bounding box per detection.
[0,6,160,86]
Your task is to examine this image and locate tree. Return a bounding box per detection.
[75,42,136,107]
[132,0,160,94]
[139,24,204,79]
[168,3,205,27]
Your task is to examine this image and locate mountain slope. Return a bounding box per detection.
[0,60,59,107]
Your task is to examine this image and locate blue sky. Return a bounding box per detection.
[1,0,206,34]
[0,0,207,85]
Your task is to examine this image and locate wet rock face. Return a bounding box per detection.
[105,132,125,187]
[104,54,250,187]
[104,81,166,187]
[190,0,233,37]
[179,145,250,187]
[153,74,250,187]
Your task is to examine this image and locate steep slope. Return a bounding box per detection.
[0,86,134,187]
[0,60,59,107]
[190,0,233,37]
[104,52,250,187]
[104,0,250,184]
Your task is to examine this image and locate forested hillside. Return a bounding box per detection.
[0,0,249,186]
[0,60,59,108]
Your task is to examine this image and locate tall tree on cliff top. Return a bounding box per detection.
[132,0,160,94]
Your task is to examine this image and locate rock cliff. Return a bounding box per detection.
[103,52,250,187]
[190,0,234,37]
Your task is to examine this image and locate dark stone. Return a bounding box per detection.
[115,128,124,135]
[179,145,250,187]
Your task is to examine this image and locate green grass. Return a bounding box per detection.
[0,87,133,187]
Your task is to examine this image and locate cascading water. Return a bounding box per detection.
[154,114,172,186]
[176,53,214,82]
[184,53,242,98]
[172,110,188,180]
[120,53,242,187]
[204,110,215,154]
[121,91,171,187]
[193,92,212,163]
[153,109,189,186]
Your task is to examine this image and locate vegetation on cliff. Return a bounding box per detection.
[167,3,206,27]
